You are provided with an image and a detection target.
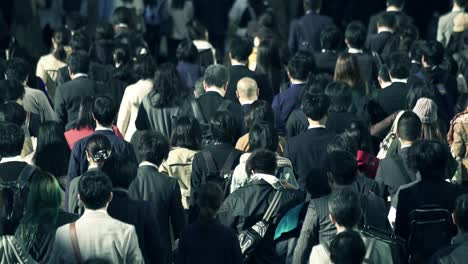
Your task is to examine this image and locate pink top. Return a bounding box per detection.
[64,126,124,150]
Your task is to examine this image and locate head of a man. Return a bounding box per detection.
[203,65,229,95]
[325,151,358,189]
[236,77,259,103]
[78,170,113,210]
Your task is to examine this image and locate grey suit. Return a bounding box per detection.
[437,10,464,47]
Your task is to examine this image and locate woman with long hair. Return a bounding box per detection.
[255,38,284,95]
[167,0,194,60]
[15,170,77,262]
[412,98,445,141]
[160,116,202,210]
[135,63,193,138]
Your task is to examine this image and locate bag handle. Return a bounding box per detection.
[363,238,376,263]
[220,150,238,178]
[69,222,82,263]
[190,98,207,124]
[201,150,217,177]
[262,191,282,222]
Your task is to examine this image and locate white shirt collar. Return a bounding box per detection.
[308,124,326,129]
[251,173,284,189]
[95,127,113,132]
[240,100,256,105]
[206,88,224,97]
[391,78,408,84]
[139,161,159,169]
[73,73,88,79]
[401,143,412,149]
[348,48,364,54]
[0,155,25,164]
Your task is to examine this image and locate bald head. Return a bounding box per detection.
[236,77,259,103]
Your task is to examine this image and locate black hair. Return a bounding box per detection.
[204,64,229,88]
[0,122,24,157]
[245,149,277,176]
[455,0,468,8]
[187,20,208,40]
[67,51,90,75]
[288,53,315,81]
[320,24,342,51]
[255,39,282,92]
[5,58,29,82]
[171,0,187,9]
[421,40,445,66]
[406,78,435,109]
[327,133,358,157]
[345,121,373,153]
[170,116,202,151]
[324,151,358,185]
[229,36,253,62]
[399,24,420,52]
[397,111,422,142]
[387,52,410,79]
[378,65,391,83]
[85,134,112,163]
[249,122,278,152]
[75,96,96,130]
[70,33,91,52]
[328,189,362,228]
[376,11,396,29]
[112,43,131,67]
[244,100,275,131]
[330,230,366,264]
[1,80,25,101]
[345,21,367,49]
[454,194,468,232]
[92,96,116,127]
[407,140,449,180]
[138,131,170,166]
[149,63,188,108]
[52,28,71,62]
[133,55,156,80]
[387,0,405,7]
[33,142,70,183]
[35,121,67,154]
[197,182,224,222]
[409,40,425,62]
[112,7,135,28]
[301,93,330,121]
[325,82,352,112]
[94,22,114,41]
[102,155,138,189]
[0,102,26,125]
[176,40,199,63]
[210,111,237,144]
[301,73,334,99]
[65,13,85,32]
[303,0,322,12]
[78,170,112,210]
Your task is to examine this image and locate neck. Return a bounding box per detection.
[335,224,356,234]
[453,4,464,12]
[239,98,256,104]
[377,27,393,33]
[84,207,107,213]
[231,59,246,66]
[387,6,401,12]
[380,82,392,89]
[88,163,99,169]
[399,139,413,147]
[290,78,306,85]
[308,118,324,127]
[95,123,112,130]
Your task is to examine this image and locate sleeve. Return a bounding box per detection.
[288,20,298,54]
[451,123,465,159]
[117,88,132,138]
[144,204,165,263]
[126,226,145,264]
[135,103,150,131]
[280,166,298,188]
[37,90,57,121]
[394,190,409,239]
[216,195,240,232]
[188,154,203,223]
[170,182,186,239]
[374,161,389,200]
[54,85,67,128]
[36,59,47,84]
[176,230,188,264]
[231,231,242,264]
[436,18,445,45]
[230,163,248,194]
[292,205,319,264]
[66,145,82,209]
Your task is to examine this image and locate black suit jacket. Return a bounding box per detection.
[129,166,186,263]
[314,51,338,75]
[367,10,413,39]
[350,52,375,87]
[108,190,163,264]
[366,31,394,55]
[288,12,333,54]
[285,128,336,194]
[54,76,99,130]
[225,65,272,103]
[56,66,71,87]
[377,82,408,115]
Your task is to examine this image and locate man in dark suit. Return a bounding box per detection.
[375,111,421,200]
[54,51,98,130]
[314,24,341,75]
[377,52,411,115]
[367,0,412,39]
[236,77,258,115]
[273,53,315,135]
[292,151,388,264]
[103,155,163,264]
[225,37,272,103]
[288,0,333,54]
[196,65,244,136]
[129,131,186,264]
[56,33,91,87]
[285,93,335,192]
[345,21,375,87]
[366,12,396,56]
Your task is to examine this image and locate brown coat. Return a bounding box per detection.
[450,113,468,169]
[235,133,286,156]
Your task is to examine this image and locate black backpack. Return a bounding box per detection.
[201,149,239,198]
[407,205,455,264]
[190,99,232,146]
[359,225,408,264]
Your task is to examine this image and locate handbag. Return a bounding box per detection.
[377,111,405,159]
[238,190,282,263]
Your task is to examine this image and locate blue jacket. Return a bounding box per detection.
[272,83,306,135]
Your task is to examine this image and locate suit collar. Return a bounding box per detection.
[92,130,115,136]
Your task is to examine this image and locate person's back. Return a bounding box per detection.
[437,0,466,47]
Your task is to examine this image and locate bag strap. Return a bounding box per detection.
[17,164,35,182]
[262,191,283,222]
[393,155,412,183]
[298,111,309,129]
[322,242,331,257]
[201,150,217,176]
[190,98,207,124]
[220,150,238,178]
[217,100,232,112]
[6,236,26,264]
[69,222,82,264]
[363,238,377,263]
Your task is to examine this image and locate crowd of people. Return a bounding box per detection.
[2,0,468,263]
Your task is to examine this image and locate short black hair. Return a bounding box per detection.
[378,65,391,83]
[67,51,90,74]
[138,131,170,166]
[387,52,410,79]
[387,0,405,7]
[112,6,135,28]
[409,40,425,62]
[102,155,138,189]
[328,189,362,228]
[301,93,330,121]
[303,0,322,12]
[345,21,367,49]
[92,96,116,127]
[330,230,366,264]
[5,58,29,82]
[325,82,352,112]
[0,102,26,126]
[94,22,114,40]
[320,25,342,51]
[376,11,396,29]
[421,40,445,66]
[1,80,25,101]
[229,36,253,62]
[324,151,358,185]
[397,111,422,142]
[170,116,202,151]
[70,33,91,52]
[66,13,85,32]
[249,122,278,152]
[176,40,199,63]
[454,194,468,232]
[78,170,112,210]
[204,65,229,88]
[0,122,24,157]
[197,182,224,221]
[327,133,358,157]
[244,100,275,130]
[133,55,156,80]
[209,111,237,144]
[455,0,468,8]
[407,140,449,180]
[287,53,315,81]
[187,20,208,40]
[245,149,277,176]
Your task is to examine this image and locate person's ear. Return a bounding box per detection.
[329,213,336,225]
[256,88,259,96]
[203,81,208,91]
[68,67,73,78]
[108,192,113,204]
[452,212,457,225]
[236,90,240,99]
